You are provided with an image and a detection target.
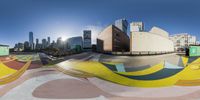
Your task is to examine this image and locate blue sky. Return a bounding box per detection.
[0,0,200,47]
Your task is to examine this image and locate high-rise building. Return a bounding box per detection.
[83,30,92,49]
[14,43,24,51]
[66,36,83,52]
[115,19,128,33]
[97,25,130,52]
[130,22,144,32]
[24,41,30,51]
[29,32,34,50]
[35,38,39,50]
[57,37,64,49]
[42,39,47,49]
[169,33,197,51]
[47,37,50,46]
[36,38,39,45]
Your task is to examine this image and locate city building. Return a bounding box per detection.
[130,26,174,54]
[42,39,47,49]
[47,37,51,46]
[66,36,83,51]
[24,41,30,51]
[0,45,9,56]
[169,33,197,51]
[83,30,92,49]
[130,22,144,32]
[56,37,64,49]
[29,32,34,50]
[114,18,128,33]
[35,38,39,49]
[14,43,24,52]
[97,25,130,52]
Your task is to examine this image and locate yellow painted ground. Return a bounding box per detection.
[0,56,32,85]
[56,57,200,87]
[0,62,17,78]
[182,56,189,67]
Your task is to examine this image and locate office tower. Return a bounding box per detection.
[56,37,63,49]
[36,38,39,49]
[42,39,47,49]
[130,22,144,32]
[36,38,39,45]
[66,36,83,51]
[83,30,92,49]
[47,37,50,46]
[24,41,30,50]
[29,32,34,50]
[115,18,128,33]
[14,43,24,52]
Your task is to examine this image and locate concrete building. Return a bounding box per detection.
[29,32,34,50]
[130,26,174,54]
[0,45,9,56]
[66,36,83,50]
[83,30,92,49]
[130,22,144,32]
[169,33,197,51]
[97,25,130,52]
[115,19,128,33]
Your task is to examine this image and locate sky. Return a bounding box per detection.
[0,0,200,48]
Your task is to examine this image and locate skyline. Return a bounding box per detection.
[1,0,200,47]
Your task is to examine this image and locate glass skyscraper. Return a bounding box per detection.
[29,32,34,50]
[114,19,128,33]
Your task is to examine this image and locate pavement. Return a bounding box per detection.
[1,52,200,100]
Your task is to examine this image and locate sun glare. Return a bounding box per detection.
[61,36,67,41]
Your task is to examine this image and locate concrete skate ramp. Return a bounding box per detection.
[124,65,151,72]
[117,68,183,80]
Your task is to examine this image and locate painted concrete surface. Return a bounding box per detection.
[1,73,107,100]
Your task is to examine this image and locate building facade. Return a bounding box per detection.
[130,26,174,54]
[115,19,128,33]
[0,45,9,56]
[14,43,24,52]
[169,33,197,51]
[83,30,92,49]
[66,36,83,50]
[97,25,130,52]
[130,22,144,32]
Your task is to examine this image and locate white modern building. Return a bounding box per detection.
[169,33,197,51]
[130,22,144,32]
[130,26,174,54]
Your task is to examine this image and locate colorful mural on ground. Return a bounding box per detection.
[56,56,200,88]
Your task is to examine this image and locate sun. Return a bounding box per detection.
[61,36,67,41]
